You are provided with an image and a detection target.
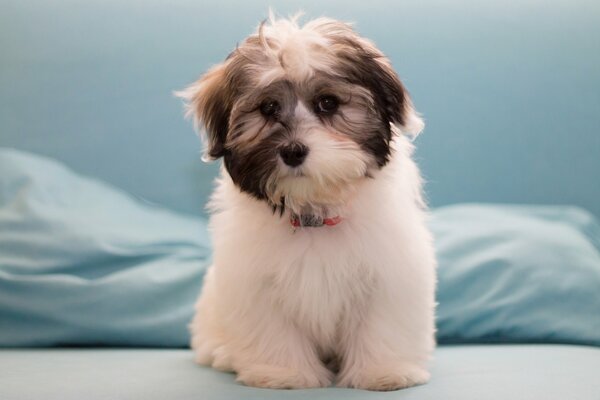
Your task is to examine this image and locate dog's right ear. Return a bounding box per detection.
[176,62,233,160]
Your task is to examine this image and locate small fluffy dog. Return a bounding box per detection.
[177,14,436,391]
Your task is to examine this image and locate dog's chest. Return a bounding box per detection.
[265,233,375,347]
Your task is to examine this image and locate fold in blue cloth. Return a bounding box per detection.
[433,203,600,346]
[0,148,211,347]
[1,148,599,347]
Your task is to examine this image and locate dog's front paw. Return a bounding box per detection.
[237,364,333,389]
[337,363,430,391]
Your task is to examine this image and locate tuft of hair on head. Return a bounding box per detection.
[267,8,305,26]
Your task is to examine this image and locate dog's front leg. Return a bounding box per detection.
[336,299,433,391]
[233,311,333,389]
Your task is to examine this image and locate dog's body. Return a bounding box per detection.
[179,14,436,391]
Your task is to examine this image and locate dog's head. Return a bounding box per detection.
[178,14,423,213]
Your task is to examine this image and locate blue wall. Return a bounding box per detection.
[1,0,599,216]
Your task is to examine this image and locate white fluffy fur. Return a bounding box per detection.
[186,14,436,391]
[191,134,436,390]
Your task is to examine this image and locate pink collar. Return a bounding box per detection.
[290,215,342,228]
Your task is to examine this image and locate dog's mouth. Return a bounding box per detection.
[288,167,306,178]
[265,172,360,218]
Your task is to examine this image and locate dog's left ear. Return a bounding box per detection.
[332,26,424,138]
[175,61,235,160]
[361,54,424,138]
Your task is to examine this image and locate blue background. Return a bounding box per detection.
[1,0,599,217]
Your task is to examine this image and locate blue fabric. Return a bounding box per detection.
[1,149,600,347]
[0,148,211,347]
[433,204,600,346]
[2,345,600,399]
[1,0,599,218]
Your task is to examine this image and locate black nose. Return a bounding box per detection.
[279,143,309,167]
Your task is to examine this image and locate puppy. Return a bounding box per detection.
[177,14,436,391]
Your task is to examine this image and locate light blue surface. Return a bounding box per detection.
[2,149,599,348]
[1,0,599,217]
[2,345,600,400]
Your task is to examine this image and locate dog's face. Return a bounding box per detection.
[179,16,423,213]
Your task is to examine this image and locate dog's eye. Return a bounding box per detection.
[315,95,339,115]
[260,100,280,118]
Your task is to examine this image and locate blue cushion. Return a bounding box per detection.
[1,149,599,347]
[433,204,600,346]
[0,148,210,346]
